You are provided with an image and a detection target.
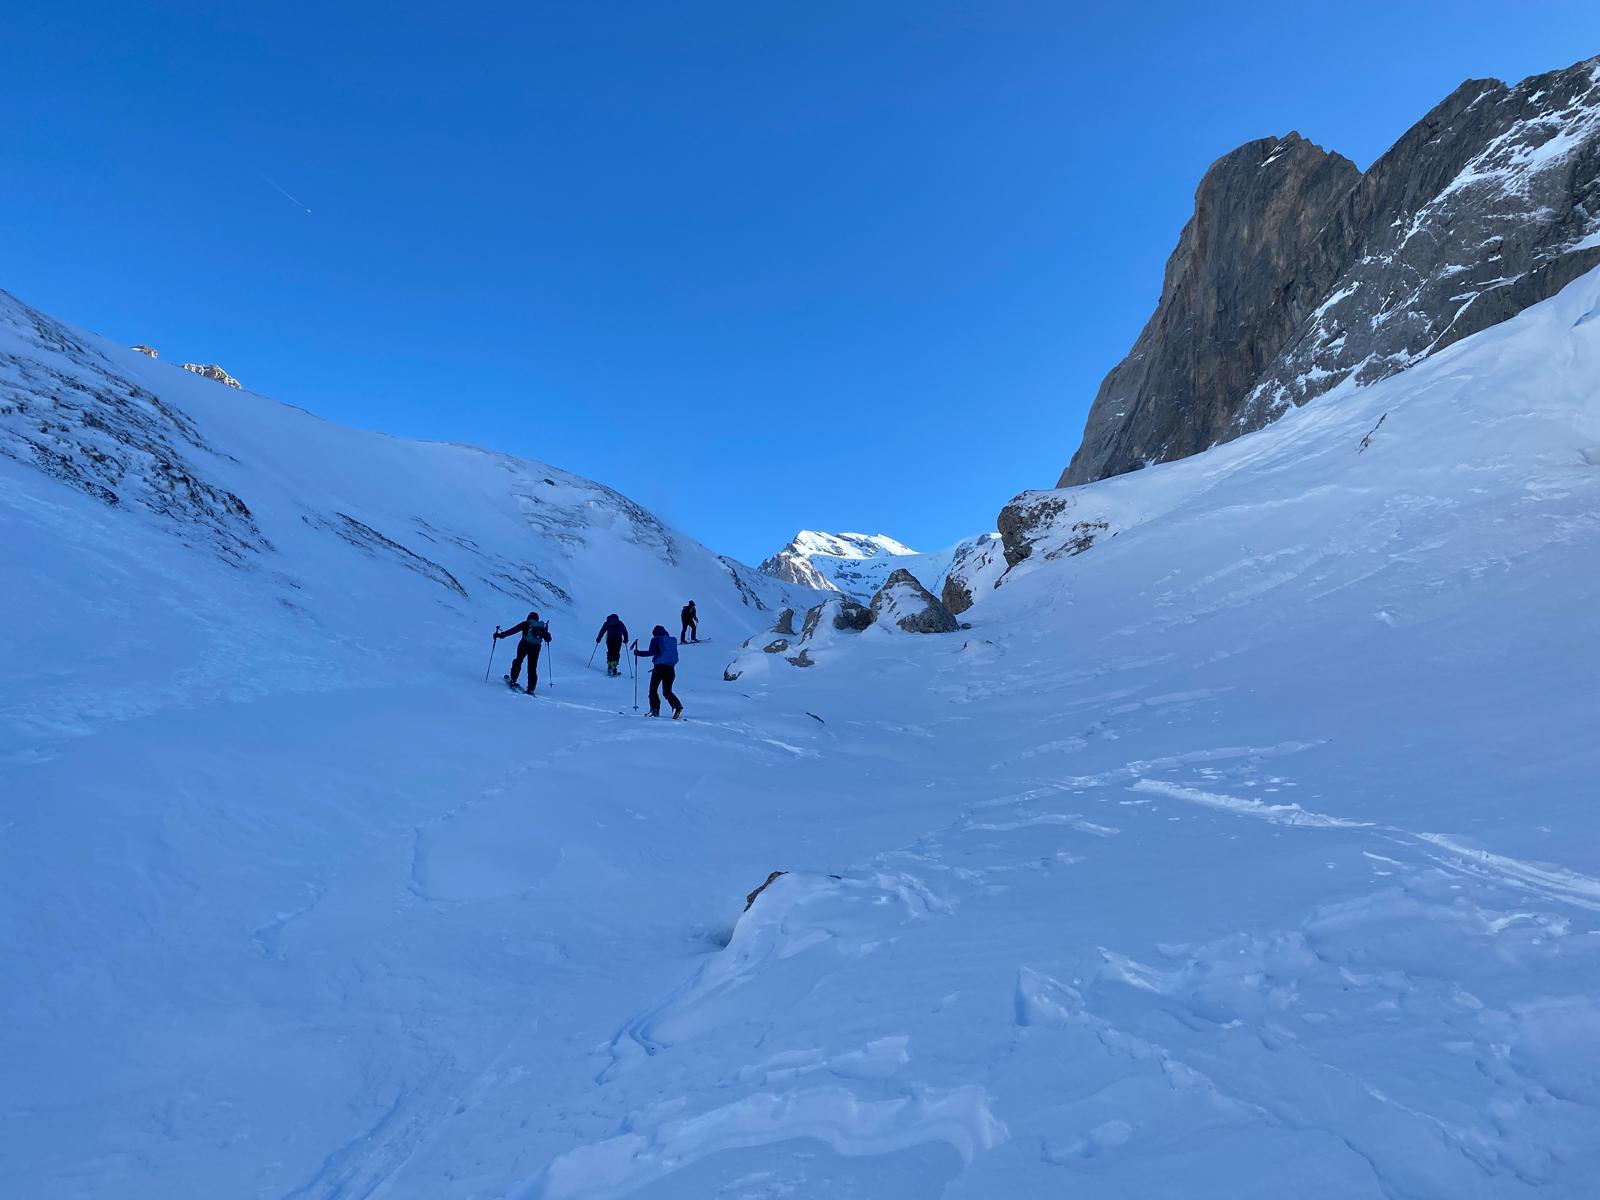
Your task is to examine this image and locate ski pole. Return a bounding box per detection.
[630,641,639,711]
[587,643,598,670]
[547,639,555,690]
[485,627,499,681]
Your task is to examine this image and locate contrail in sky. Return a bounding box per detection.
[258,172,312,214]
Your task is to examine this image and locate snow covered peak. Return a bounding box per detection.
[759,528,995,603]
[789,530,919,560]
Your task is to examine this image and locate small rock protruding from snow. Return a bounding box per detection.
[131,344,157,359]
[723,594,876,679]
[743,870,788,911]
[868,568,959,633]
[181,362,242,388]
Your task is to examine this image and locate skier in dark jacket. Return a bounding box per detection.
[633,625,683,718]
[495,611,552,692]
[680,600,699,644]
[595,613,629,677]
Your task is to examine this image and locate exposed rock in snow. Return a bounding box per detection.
[131,344,157,358]
[869,568,959,633]
[1063,54,1600,488]
[723,595,873,680]
[803,596,873,637]
[181,362,242,388]
[940,533,1006,614]
[997,492,1113,568]
[0,292,268,563]
[743,870,788,911]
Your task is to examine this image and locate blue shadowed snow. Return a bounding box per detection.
[3,269,1600,1196]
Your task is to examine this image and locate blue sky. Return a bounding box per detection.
[4,3,1597,561]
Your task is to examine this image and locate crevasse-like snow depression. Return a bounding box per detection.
[3,269,1600,1198]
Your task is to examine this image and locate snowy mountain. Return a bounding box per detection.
[758,529,1000,606]
[0,286,817,759]
[1064,53,1600,486]
[5,262,1600,1200]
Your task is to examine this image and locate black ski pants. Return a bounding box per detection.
[649,664,680,716]
[680,617,698,643]
[511,640,543,689]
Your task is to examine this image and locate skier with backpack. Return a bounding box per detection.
[594,613,629,677]
[495,611,553,693]
[680,600,699,644]
[633,625,683,718]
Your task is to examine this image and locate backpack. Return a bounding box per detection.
[523,620,549,645]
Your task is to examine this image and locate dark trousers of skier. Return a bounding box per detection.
[497,613,552,692]
[511,640,542,690]
[680,615,698,643]
[634,625,683,718]
[649,665,680,717]
[596,614,630,677]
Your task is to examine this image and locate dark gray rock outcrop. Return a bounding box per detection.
[801,597,873,639]
[996,491,1113,568]
[1061,55,1600,488]
[868,568,959,633]
[1062,133,1359,486]
[939,533,1005,615]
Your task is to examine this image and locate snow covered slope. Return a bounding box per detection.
[0,287,816,758]
[759,529,998,603]
[4,268,1600,1199]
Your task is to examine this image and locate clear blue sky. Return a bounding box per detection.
[4,3,1597,561]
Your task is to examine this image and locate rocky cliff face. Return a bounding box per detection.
[1061,55,1600,488]
[1062,134,1359,486]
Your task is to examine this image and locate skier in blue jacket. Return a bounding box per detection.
[633,625,683,718]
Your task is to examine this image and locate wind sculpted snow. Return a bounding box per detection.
[3,270,1600,1197]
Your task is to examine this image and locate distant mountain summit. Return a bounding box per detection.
[1061,54,1600,487]
[758,529,1004,611]
[758,531,920,596]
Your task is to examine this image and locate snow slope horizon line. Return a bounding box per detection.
[0,283,820,579]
